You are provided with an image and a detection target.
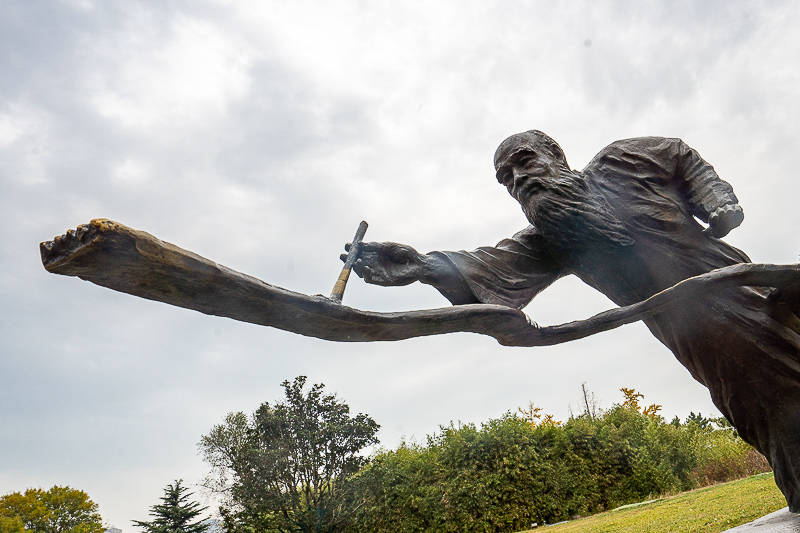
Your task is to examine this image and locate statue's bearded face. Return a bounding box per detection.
[495,148,562,206]
[495,137,634,251]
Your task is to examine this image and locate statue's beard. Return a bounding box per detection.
[520,166,634,252]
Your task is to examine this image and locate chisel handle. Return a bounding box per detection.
[330,221,368,302]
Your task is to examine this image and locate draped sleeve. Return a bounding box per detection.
[589,137,740,224]
[430,226,563,309]
[673,139,740,221]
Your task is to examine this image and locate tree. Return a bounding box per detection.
[199,376,380,533]
[133,480,209,533]
[620,387,661,418]
[0,516,24,533]
[578,382,600,420]
[0,486,104,533]
[518,401,561,428]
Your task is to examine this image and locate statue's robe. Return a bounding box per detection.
[436,137,800,510]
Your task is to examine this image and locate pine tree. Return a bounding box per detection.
[133,480,209,533]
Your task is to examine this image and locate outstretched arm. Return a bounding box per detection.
[346,227,562,309]
[345,242,480,304]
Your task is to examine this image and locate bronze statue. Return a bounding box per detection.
[347,131,800,512]
[40,131,800,511]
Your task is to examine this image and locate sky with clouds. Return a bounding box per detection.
[2,0,800,528]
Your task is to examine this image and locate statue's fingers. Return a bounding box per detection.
[352,259,366,278]
[722,206,744,232]
[363,266,387,285]
[706,204,744,239]
[359,242,387,253]
[358,242,376,255]
[340,253,348,263]
[712,226,729,238]
[344,243,351,252]
[708,222,732,238]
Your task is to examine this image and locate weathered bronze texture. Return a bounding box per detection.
[40,132,800,511]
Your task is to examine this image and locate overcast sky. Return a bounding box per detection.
[3,0,800,529]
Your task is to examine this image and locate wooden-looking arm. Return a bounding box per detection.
[41,219,800,347]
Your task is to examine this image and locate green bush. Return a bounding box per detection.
[689,428,771,486]
[343,390,771,532]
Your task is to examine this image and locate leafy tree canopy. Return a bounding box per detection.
[199,376,380,533]
[0,516,25,533]
[0,486,104,533]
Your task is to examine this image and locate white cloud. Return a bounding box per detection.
[86,13,252,130]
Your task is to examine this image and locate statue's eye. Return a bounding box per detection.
[516,152,535,166]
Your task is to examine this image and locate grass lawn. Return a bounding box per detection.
[520,473,786,533]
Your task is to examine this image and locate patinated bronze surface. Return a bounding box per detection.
[40,132,800,511]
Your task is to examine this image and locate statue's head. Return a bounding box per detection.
[493,130,570,207]
[493,130,568,184]
[493,130,634,249]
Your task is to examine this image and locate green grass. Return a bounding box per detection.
[520,473,786,533]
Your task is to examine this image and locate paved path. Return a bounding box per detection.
[725,508,800,532]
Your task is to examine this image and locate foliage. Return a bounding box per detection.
[133,479,209,533]
[620,387,661,417]
[199,376,380,533]
[689,433,770,486]
[0,486,104,533]
[518,401,561,428]
[343,388,771,532]
[0,516,25,533]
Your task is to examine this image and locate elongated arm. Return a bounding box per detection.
[350,226,562,308]
[432,226,564,309]
[349,242,480,304]
[41,219,800,347]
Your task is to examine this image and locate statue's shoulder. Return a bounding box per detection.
[603,136,685,153]
[584,137,686,173]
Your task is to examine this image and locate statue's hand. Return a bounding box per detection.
[342,242,425,286]
[705,204,744,238]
